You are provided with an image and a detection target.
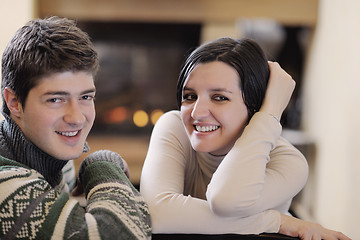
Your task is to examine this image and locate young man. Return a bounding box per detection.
[0,16,151,239]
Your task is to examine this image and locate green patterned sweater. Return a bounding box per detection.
[0,116,151,239]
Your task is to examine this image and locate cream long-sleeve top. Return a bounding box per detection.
[140,110,308,234]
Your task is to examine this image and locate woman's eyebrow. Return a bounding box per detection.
[183,86,193,91]
[210,88,233,93]
[183,86,233,93]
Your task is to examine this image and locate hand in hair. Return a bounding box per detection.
[260,61,295,121]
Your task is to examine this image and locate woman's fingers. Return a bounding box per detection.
[279,214,352,240]
[260,61,295,119]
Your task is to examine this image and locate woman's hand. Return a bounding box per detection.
[279,214,352,240]
[260,61,295,120]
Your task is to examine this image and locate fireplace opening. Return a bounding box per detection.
[78,21,201,136]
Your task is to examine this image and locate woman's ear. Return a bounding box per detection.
[3,87,23,117]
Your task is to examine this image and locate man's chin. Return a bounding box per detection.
[50,148,84,161]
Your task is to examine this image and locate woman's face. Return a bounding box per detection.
[180,61,249,156]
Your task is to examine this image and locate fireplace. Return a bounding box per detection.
[78,21,201,136]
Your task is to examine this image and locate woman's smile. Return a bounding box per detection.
[180,61,249,156]
[194,124,220,133]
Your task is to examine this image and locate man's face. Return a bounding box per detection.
[14,71,96,160]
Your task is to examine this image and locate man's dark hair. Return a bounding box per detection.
[1,16,99,115]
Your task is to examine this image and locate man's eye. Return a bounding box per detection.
[47,98,62,103]
[81,95,95,101]
[183,93,197,101]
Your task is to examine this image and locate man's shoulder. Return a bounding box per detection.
[0,155,27,168]
[0,155,44,181]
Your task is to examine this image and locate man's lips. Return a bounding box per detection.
[55,130,80,137]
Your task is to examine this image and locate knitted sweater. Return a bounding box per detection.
[0,115,151,239]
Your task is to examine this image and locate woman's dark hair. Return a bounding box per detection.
[1,16,99,115]
[176,37,269,119]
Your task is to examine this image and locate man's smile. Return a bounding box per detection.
[55,130,80,137]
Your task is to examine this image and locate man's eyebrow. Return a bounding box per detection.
[81,88,96,95]
[43,88,96,96]
[43,91,69,96]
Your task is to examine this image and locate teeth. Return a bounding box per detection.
[195,125,219,132]
[57,131,78,137]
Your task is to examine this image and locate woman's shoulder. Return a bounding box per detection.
[154,110,183,129]
[159,110,181,121]
[152,110,190,147]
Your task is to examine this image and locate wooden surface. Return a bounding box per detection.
[36,0,318,26]
[152,233,300,239]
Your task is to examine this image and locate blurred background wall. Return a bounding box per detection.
[302,1,360,238]
[0,0,359,238]
[0,0,36,123]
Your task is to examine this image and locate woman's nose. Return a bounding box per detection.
[191,99,210,119]
[63,101,85,125]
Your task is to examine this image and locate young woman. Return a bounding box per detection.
[140,38,350,239]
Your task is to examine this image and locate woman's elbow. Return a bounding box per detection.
[207,193,234,217]
[207,191,258,217]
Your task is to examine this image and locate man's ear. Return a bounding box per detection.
[3,87,23,117]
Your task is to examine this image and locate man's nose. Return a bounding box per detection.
[63,101,85,125]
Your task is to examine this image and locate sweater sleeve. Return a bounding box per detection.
[0,153,151,240]
[140,111,281,234]
[206,112,309,217]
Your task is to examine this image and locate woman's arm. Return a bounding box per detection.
[140,111,351,239]
[140,111,281,234]
[206,112,308,217]
[206,61,306,217]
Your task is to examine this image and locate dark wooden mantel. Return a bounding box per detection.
[36,0,318,26]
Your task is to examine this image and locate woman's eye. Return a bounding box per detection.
[183,93,197,101]
[213,95,229,101]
